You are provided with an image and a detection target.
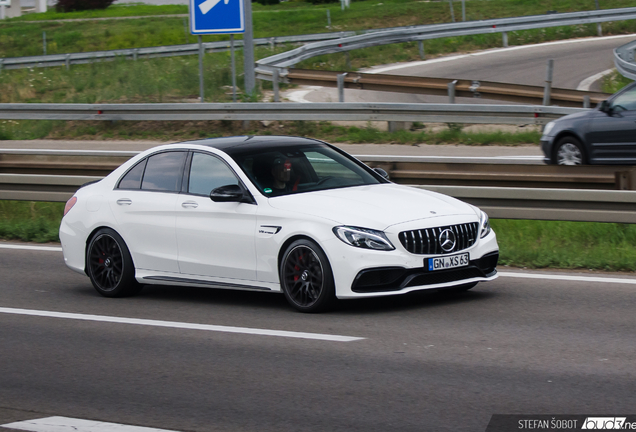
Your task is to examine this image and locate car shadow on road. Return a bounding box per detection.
[334,288,498,315]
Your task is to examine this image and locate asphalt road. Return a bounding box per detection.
[1,247,635,431]
[295,34,636,104]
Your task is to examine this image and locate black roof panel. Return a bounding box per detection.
[179,135,326,154]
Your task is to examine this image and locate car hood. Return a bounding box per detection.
[266,184,476,230]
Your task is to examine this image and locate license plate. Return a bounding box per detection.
[427,253,469,271]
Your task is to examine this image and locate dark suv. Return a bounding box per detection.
[541,82,636,165]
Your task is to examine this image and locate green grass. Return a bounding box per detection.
[491,219,636,272]
[3,0,636,58]
[0,201,64,243]
[1,200,634,272]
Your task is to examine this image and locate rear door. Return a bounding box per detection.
[109,151,186,273]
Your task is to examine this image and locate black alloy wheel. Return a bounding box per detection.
[87,228,141,297]
[554,136,585,165]
[280,239,335,313]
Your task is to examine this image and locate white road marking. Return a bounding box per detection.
[367,34,636,74]
[577,68,614,91]
[0,244,62,252]
[2,416,178,432]
[0,307,364,342]
[3,244,635,285]
[499,271,636,285]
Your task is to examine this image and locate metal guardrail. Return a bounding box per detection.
[287,69,610,107]
[417,185,636,224]
[0,102,583,125]
[4,149,636,190]
[0,32,355,71]
[1,172,635,223]
[256,7,636,79]
[614,39,636,80]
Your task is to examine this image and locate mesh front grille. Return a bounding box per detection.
[398,222,479,255]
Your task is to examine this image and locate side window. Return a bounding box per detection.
[305,151,361,181]
[188,152,239,196]
[141,151,187,192]
[118,159,146,190]
[612,86,636,112]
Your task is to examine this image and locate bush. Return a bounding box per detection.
[55,0,115,12]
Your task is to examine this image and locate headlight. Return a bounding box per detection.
[479,210,491,239]
[542,121,555,136]
[333,226,395,251]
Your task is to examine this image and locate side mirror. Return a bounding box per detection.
[210,184,253,203]
[599,100,611,113]
[373,167,390,180]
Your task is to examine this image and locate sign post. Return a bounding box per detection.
[189,0,249,101]
[0,0,10,20]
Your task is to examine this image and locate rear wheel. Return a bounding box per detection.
[86,228,141,297]
[280,239,336,313]
[554,137,585,165]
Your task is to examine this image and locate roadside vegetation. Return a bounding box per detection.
[1,0,635,142]
[1,200,635,273]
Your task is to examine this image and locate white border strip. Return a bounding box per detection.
[367,34,636,74]
[499,271,636,285]
[0,307,364,342]
[0,244,62,252]
[2,416,178,432]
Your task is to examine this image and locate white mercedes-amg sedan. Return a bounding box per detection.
[60,136,499,312]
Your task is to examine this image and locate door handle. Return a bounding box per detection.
[181,201,199,209]
[116,198,132,206]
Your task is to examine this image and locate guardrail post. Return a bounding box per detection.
[337,73,347,102]
[584,95,590,109]
[43,31,47,56]
[461,0,466,21]
[327,10,331,29]
[198,36,204,103]
[418,41,425,60]
[65,54,71,70]
[597,23,603,37]
[133,49,139,61]
[448,0,455,22]
[345,52,351,69]
[0,59,3,74]
[543,59,554,106]
[273,69,280,102]
[502,32,508,48]
[448,80,457,103]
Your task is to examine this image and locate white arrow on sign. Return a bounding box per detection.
[199,0,230,15]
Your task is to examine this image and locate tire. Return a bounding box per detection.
[280,239,336,313]
[86,228,141,298]
[553,137,586,165]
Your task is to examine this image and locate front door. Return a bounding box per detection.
[588,85,636,164]
[176,152,258,281]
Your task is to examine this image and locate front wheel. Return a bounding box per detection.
[280,239,336,313]
[554,137,585,165]
[86,228,141,297]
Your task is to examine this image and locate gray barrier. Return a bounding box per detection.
[256,7,636,80]
[1,173,634,223]
[0,102,583,125]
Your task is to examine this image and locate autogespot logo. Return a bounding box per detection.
[582,417,630,429]
[438,229,456,252]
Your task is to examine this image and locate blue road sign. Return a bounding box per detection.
[190,0,245,34]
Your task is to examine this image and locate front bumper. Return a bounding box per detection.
[351,251,498,293]
[541,138,553,164]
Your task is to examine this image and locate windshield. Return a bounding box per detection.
[229,144,384,197]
